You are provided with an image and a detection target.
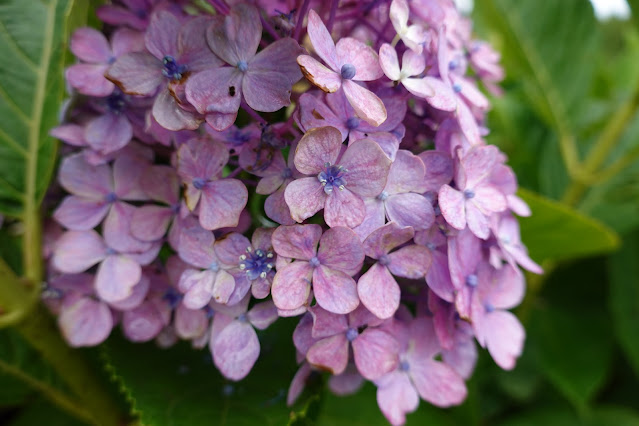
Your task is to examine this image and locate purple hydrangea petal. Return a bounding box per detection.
[113,154,150,201]
[53,230,107,273]
[297,55,342,93]
[287,363,312,406]
[174,304,208,339]
[385,193,435,231]
[379,43,401,81]
[122,300,167,342]
[385,150,427,195]
[177,138,229,183]
[418,151,454,192]
[482,310,524,370]
[144,11,180,60]
[152,88,203,131]
[111,27,145,56]
[312,265,359,314]
[140,165,180,205]
[247,300,279,330]
[376,370,420,426]
[284,177,326,223]
[199,179,248,230]
[357,263,401,320]
[409,358,467,407]
[422,77,457,111]
[130,205,173,241]
[272,224,321,260]
[108,274,150,311]
[265,186,296,225]
[438,185,466,230]
[181,269,216,309]
[214,232,251,267]
[66,64,114,97]
[317,226,364,275]
[307,333,349,375]
[186,67,243,116]
[103,202,152,253]
[309,305,349,339]
[339,139,392,198]
[58,297,113,347]
[363,221,414,259]
[70,27,111,62]
[352,198,386,242]
[329,366,365,395]
[427,251,455,302]
[352,328,399,380]
[271,261,313,310]
[95,254,142,302]
[295,126,343,175]
[177,16,223,72]
[53,196,110,231]
[335,38,384,81]
[387,245,432,279]
[466,202,490,239]
[59,154,112,198]
[342,80,387,127]
[85,113,133,155]
[207,4,261,65]
[212,320,260,381]
[107,52,163,96]
[324,187,366,228]
[177,223,217,269]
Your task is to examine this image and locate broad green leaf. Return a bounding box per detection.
[473,0,597,138]
[7,398,86,426]
[103,318,317,426]
[517,189,620,262]
[608,231,639,378]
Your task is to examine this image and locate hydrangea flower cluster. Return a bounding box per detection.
[46,0,540,423]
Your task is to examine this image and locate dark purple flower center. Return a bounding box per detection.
[105,192,117,203]
[205,306,215,318]
[463,189,475,199]
[105,247,117,255]
[163,288,183,308]
[399,360,410,372]
[485,303,495,313]
[378,254,391,266]
[346,116,360,129]
[346,327,359,342]
[377,190,389,201]
[209,261,220,272]
[449,59,459,70]
[426,242,437,251]
[466,274,478,287]
[453,83,462,93]
[237,313,248,322]
[192,177,208,190]
[162,56,187,80]
[106,91,127,114]
[239,247,274,280]
[237,60,249,72]
[309,256,321,267]
[282,167,293,179]
[318,163,347,194]
[340,63,356,80]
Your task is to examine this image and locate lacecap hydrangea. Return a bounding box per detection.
[46,0,541,424]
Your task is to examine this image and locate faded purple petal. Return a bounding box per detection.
[340,139,392,197]
[357,263,401,320]
[284,177,326,223]
[53,196,110,230]
[213,320,260,381]
[307,334,349,375]
[312,265,359,314]
[59,297,113,347]
[342,80,387,127]
[272,224,321,260]
[199,179,248,230]
[53,230,107,273]
[95,254,142,302]
[271,261,313,311]
[207,4,261,65]
[106,52,163,96]
[352,328,399,380]
[317,226,364,275]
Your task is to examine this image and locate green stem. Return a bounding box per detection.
[0,258,125,426]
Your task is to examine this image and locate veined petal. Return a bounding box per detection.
[199,179,248,231]
[379,44,401,81]
[306,9,339,70]
[307,334,349,375]
[106,52,163,96]
[213,320,260,381]
[271,261,313,310]
[342,80,387,127]
[357,263,401,320]
[53,230,107,273]
[298,55,341,93]
[95,254,142,302]
[272,224,321,260]
[317,226,364,275]
[336,38,384,81]
[352,328,399,380]
[284,177,326,223]
[207,4,261,64]
[185,67,243,115]
[312,265,359,315]
[438,185,466,230]
[403,77,435,98]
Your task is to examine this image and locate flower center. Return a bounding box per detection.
[162,288,183,308]
[453,83,462,93]
[162,56,187,80]
[209,261,220,272]
[399,360,410,372]
[466,274,478,287]
[239,247,274,280]
[378,254,391,266]
[318,163,347,194]
[105,192,117,203]
[346,116,360,129]
[377,190,389,202]
[192,177,208,190]
[106,91,126,114]
[463,189,475,199]
[346,327,359,342]
[237,60,248,72]
[309,256,321,268]
[340,63,356,80]
[485,303,495,313]
[282,167,292,179]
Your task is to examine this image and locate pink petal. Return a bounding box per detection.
[287,363,313,406]
[185,67,243,115]
[438,185,466,230]
[265,186,296,225]
[324,187,366,228]
[385,193,435,231]
[174,304,208,339]
[298,55,341,93]
[379,44,401,81]
[207,4,261,64]
[307,334,349,375]
[363,222,414,258]
[306,9,339,70]
[342,80,387,127]
[130,205,173,242]
[457,101,482,145]
[357,263,401,319]
[103,202,152,253]
[352,198,386,242]
[66,64,114,97]
[107,274,150,311]
[422,77,457,111]
[199,179,248,230]
[294,126,343,174]
[419,150,454,192]
[336,38,383,81]
[247,300,279,330]
[181,269,216,309]
[214,232,251,267]
[352,328,399,380]
[271,261,313,310]
[466,202,490,239]
[483,310,525,370]
[95,254,142,302]
[211,269,236,305]
[58,154,112,198]
[111,28,145,56]
[122,300,167,342]
[52,230,107,273]
[152,88,203,131]
[403,76,436,98]
[205,112,238,132]
[376,371,420,426]
[177,138,229,183]
[340,139,392,197]
[145,11,179,59]
[472,185,507,214]
[409,358,467,407]
[106,52,163,96]
[386,150,427,194]
[59,297,113,347]
[70,27,111,62]
[312,265,359,314]
[309,305,349,339]
[401,49,426,76]
[213,320,260,381]
[85,113,132,154]
[272,223,321,260]
[284,177,326,223]
[329,366,364,395]
[53,196,110,230]
[317,226,365,275]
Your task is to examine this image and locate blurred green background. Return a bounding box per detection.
[1,0,639,424]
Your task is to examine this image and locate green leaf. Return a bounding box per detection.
[103,318,313,425]
[7,398,87,426]
[517,189,620,262]
[608,231,639,378]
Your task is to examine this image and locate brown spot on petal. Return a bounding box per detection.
[229,86,236,97]
[299,64,333,93]
[311,109,324,120]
